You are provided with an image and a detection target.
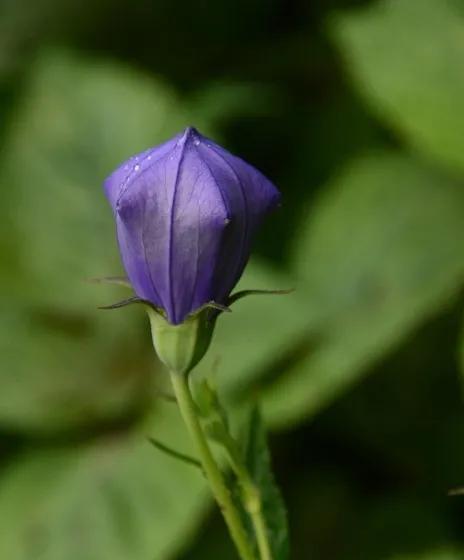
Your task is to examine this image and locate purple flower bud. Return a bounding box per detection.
[104,127,281,325]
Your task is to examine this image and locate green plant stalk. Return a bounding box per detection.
[238,472,272,560]
[169,372,256,560]
[224,436,273,560]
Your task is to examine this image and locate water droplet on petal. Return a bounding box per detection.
[134,164,140,171]
[193,139,201,146]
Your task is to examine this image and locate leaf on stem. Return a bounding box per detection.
[147,437,202,470]
[243,407,289,560]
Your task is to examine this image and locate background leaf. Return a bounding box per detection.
[0,49,187,307]
[0,404,210,560]
[260,153,464,426]
[331,0,464,173]
[0,50,190,433]
[1,2,464,557]
[0,306,153,432]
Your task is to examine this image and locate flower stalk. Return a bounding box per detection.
[227,447,273,560]
[169,372,256,560]
[199,392,273,560]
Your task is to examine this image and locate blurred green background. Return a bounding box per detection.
[1,0,464,558]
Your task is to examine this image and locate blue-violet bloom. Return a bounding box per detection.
[104,127,280,325]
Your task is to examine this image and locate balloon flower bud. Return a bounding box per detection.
[103,127,280,374]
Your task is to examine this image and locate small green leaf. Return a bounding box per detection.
[193,378,220,419]
[147,437,202,469]
[193,380,239,463]
[244,407,289,560]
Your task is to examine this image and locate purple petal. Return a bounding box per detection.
[103,127,281,324]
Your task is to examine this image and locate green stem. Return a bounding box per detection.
[251,511,272,560]
[230,455,273,560]
[170,372,256,560]
[209,422,273,560]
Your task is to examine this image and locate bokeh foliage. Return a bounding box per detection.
[0,0,464,559]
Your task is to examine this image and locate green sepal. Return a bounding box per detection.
[97,290,222,375]
[147,308,217,376]
[228,288,294,306]
[194,300,232,314]
[97,295,166,316]
[88,275,132,288]
[98,296,150,310]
